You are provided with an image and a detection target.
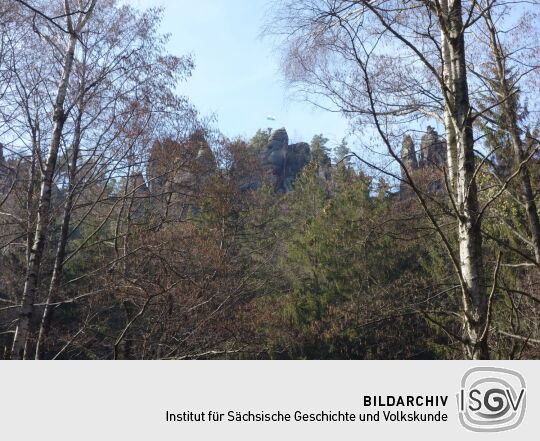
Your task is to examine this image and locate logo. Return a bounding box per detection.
[457,367,526,432]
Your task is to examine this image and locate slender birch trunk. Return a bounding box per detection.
[439,0,457,191]
[11,1,96,359]
[34,103,84,359]
[25,135,38,266]
[441,0,488,359]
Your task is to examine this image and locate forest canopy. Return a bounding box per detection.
[0,0,539,360]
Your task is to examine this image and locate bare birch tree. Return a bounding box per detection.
[266,0,540,358]
[10,0,97,359]
[2,0,197,359]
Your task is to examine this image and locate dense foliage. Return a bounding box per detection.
[1,0,539,359]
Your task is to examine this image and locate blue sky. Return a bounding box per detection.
[132,0,350,146]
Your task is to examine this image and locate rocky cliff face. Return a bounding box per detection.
[400,135,418,197]
[401,135,418,171]
[400,126,446,198]
[419,126,445,167]
[262,128,312,192]
[401,127,446,172]
[146,128,322,198]
[148,131,216,194]
[146,131,217,217]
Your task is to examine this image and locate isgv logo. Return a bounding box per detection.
[457,367,526,432]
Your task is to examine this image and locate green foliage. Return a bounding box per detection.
[333,138,351,167]
[310,134,330,164]
[249,129,271,151]
[258,164,439,359]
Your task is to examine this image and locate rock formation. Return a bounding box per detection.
[400,135,418,197]
[419,126,445,167]
[261,128,314,192]
[262,127,289,190]
[400,127,446,198]
[146,131,217,215]
[401,135,418,171]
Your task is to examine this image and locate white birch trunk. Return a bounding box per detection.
[34,103,84,359]
[11,0,96,359]
[441,0,488,359]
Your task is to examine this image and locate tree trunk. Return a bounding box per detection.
[441,0,488,359]
[10,32,78,359]
[34,105,84,359]
[10,0,97,359]
[439,0,457,191]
